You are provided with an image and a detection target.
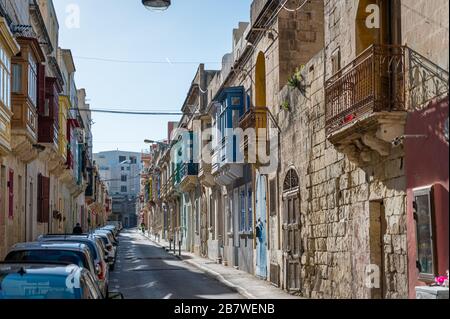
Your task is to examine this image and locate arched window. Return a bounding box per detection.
[283,169,299,192]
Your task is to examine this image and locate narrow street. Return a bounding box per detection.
[109,230,243,299]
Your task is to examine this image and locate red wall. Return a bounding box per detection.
[405,97,449,298]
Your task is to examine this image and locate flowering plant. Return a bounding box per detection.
[435,270,449,287]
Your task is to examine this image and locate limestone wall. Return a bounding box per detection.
[276,50,408,298]
[401,0,449,70]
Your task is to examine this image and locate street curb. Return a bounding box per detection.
[142,233,255,299]
[183,259,256,299]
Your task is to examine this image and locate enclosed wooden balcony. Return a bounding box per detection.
[178,162,199,192]
[239,106,268,131]
[10,34,45,162]
[38,77,61,150]
[0,18,20,156]
[325,45,407,163]
[239,106,269,163]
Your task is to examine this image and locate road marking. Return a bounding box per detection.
[163,293,172,299]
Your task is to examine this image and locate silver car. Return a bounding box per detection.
[91,233,116,271]
[37,234,112,296]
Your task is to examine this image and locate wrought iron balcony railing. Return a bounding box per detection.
[325,45,406,135]
[239,106,268,131]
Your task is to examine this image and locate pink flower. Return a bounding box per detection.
[435,276,448,286]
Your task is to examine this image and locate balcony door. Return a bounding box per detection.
[356,0,402,55]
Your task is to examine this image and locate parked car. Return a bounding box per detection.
[98,227,118,239]
[92,233,117,270]
[94,229,118,246]
[0,262,124,299]
[37,234,112,296]
[107,221,122,231]
[4,242,99,291]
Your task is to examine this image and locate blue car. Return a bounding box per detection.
[0,263,102,299]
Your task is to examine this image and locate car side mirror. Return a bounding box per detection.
[108,291,124,299]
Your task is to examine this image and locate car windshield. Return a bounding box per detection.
[45,240,98,260]
[0,273,82,299]
[5,250,89,270]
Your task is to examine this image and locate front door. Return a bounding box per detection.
[283,194,301,292]
[255,173,267,279]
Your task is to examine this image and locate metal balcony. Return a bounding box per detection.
[325,44,406,136]
[324,45,408,163]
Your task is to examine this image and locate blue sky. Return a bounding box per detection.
[53,0,252,154]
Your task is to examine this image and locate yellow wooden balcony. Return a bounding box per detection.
[0,18,20,156]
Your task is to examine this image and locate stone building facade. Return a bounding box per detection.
[140,0,448,299]
[1,0,108,259]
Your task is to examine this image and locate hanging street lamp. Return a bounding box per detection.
[142,0,171,11]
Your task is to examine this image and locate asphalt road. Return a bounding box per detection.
[109,229,243,299]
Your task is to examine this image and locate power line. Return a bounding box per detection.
[72,108,182,116]
[74,56,222,65]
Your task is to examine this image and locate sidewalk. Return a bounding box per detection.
[141,231,303,299]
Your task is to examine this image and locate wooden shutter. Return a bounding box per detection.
[8,169,14,218]
[42,176,50,223]
[37,173,43,222]
[37,174,50,223]
[37,64,46,114]
[269,179,277,216]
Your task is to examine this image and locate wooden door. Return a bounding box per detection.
[283,195,301,292]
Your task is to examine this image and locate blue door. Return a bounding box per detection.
[255,173,267,279]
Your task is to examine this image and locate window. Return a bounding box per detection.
[331,48,341,75]
[0,46,11,109]
[120,186,127,193]
[283,169,299,192]
[28,53,37,106]
[269,179,277,216]
[119,156,126,163]
[129,156,137,164]
[11,64,21,94]
[247,184,253,231]
[237,185,253,232]
[414,187,436,280]
[240,187,246,232]
[37,174,50,223]
[121,175,127,182]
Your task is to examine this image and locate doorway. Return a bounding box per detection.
[368,200,386,299]
[255,172,267,279]
[282,169,301,292]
